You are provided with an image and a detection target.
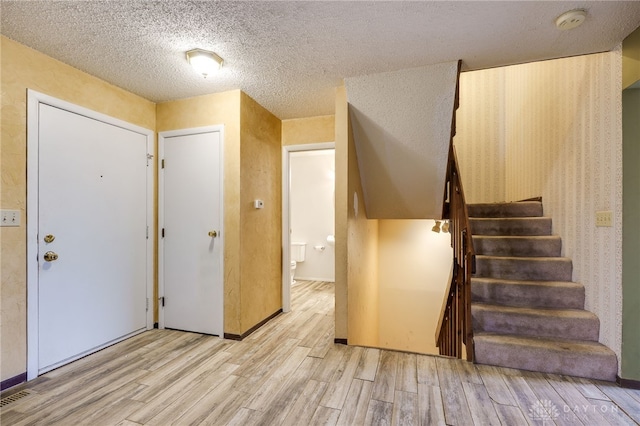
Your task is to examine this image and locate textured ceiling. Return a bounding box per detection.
[1,1,639,119]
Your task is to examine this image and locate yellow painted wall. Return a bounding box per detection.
[456,50,623,367]
[0,36,156,382]
[335,86,380,346]
[156,91,244,334]
[239,92,282,333]
[623,26,640,89]
[157,91,282,336]
[334,87,349,340]
[377,220,452,354]
[282,115,335,145]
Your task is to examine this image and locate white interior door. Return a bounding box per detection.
[160,128,223,336]
[36,103,150,374]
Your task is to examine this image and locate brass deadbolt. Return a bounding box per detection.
[44,234,55,243]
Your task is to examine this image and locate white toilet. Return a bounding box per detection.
[290,242,306,285]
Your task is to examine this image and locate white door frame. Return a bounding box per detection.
[282,142,335,312]
[158,125,225,333]
[26,90,155,380]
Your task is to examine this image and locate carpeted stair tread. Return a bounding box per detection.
[474,255,573,281]
[474,333,618,382]
[468,200,617,381]
[472,303,599,341]
[473,235,562,257]
[470,217,552,236]
[471,277,585,309]
[468,201,543,218]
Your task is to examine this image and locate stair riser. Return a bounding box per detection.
[475,257,572,281]
[470,218,552,236]
[472,309,599,341]
[473,237,561,257]
[468,202,543,218]
[474,338,617,382]
[471,282,585,309]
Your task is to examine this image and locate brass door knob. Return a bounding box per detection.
[44,251,59,262]
[208,231,218,238]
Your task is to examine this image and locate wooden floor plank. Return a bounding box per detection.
[454,359,483,385]
[1,280,633,426]
[309,406,341,426]
[462,381,501,426]
[391,390,419,425]
[395,352,418,393]
[523,372,583,425]
[566,376,612,401]
[416,354,440,387]
[320,345,364,409]
[477,364,518,406]
[597,381,640,423]
[246,346,310,410]
[371,350,399,403]
[545,373,611,425]
[435,356,474,426]
[364,399,393,426]
[336,379,374,426]
[493,403,530,426]
[281,379,328,426]
[354,347,380,382]
[417,384,447,426]
[499,374,539,426]
[254,356,322,425]
[586,398,638,425]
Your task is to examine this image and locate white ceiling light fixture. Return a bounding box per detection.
[186,48,223,78]
[555,9,587,31]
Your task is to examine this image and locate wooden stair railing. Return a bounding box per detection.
[435,59,476,361]
[436,145,476,361]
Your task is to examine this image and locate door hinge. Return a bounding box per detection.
[146,298,149,312]
[162,228,165,238]
[146,225,149,239]
[161,159,165,169]
[160,296,165,307]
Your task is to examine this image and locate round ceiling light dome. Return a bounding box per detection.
[555,9,587,30]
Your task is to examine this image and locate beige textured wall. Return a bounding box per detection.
[334,87,349,340]
[456,50,623,364]
[344,94,380,346]
[0,36,156,381]
[623,26,640,89]
[377,220,452,354]
[455,68,506,203]
[239,92,282,333]
[156,91,244,334]
[282,115,335,146]
[505,51,623,364]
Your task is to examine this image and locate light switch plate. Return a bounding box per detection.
[596,211,612,227]
[1,210,21,227]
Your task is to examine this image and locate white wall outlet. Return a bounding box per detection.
[254,199,264,209]
[1,210,21,227]
[596,211,612,227]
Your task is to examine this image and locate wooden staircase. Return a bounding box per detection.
[468,200,618,381]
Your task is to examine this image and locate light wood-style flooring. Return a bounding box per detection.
[2,280,639,425]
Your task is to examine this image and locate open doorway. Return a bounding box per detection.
[282,143,335,312]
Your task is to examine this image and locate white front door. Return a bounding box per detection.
[34,101,152,374]
[159,128,223,336]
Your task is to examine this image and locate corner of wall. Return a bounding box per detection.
[239,91,283,334]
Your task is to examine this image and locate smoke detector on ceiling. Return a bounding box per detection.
[555,9,587,30]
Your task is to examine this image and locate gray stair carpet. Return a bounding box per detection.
[469,200,617,381]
